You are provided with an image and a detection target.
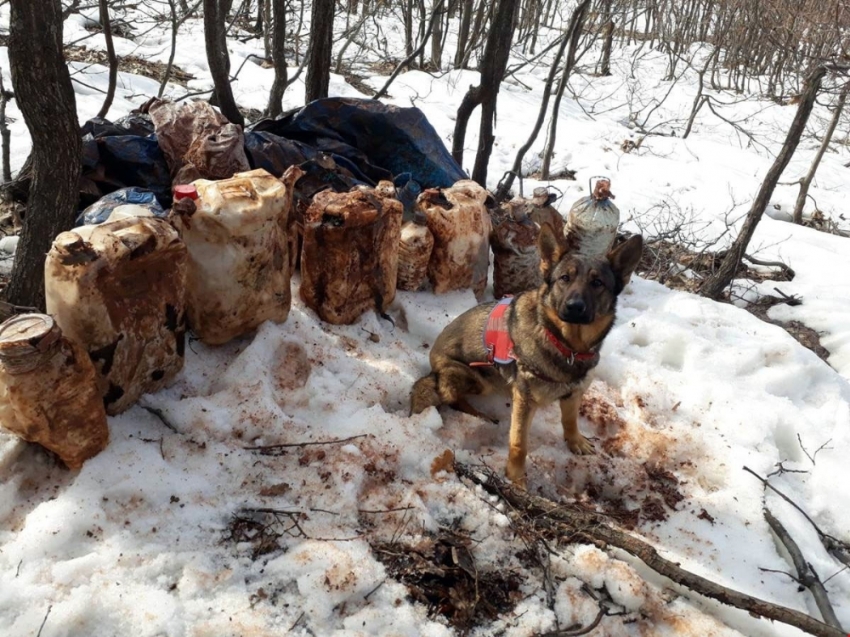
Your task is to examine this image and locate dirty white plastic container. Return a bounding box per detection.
[419,180,492,300]
[0,314,109,468]
[45,216,188,415]
[171,167,302,345]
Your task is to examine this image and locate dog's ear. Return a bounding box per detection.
[607,235,643,293]
[538,223,566,280]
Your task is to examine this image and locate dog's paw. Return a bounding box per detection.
[505,465,527,490]
[567,435,596,455]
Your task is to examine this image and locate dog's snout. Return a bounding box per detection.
[566,298,586,315]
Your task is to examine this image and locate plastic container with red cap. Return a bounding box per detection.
[173,184,199,201]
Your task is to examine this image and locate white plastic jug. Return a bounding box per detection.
[171,167,302,345]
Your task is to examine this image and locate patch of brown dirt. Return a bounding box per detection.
[744,295,829,361]
[65,46,195,86]
[371,531,523,634]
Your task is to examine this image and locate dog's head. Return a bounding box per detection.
[538,224,643,324]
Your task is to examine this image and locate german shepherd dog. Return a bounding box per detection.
[410,225,643,487]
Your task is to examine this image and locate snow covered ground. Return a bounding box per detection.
[1,3,849,636]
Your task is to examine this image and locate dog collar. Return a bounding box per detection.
[543,328,598,366]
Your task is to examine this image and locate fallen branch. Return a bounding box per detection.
[763,507,844,630]
[743,253,796,280]
[454,461,846,637]
[744,467,850,569]
[244,434,369,455]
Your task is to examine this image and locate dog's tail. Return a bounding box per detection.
[409,373,441,416]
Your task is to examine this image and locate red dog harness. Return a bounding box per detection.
[469,297,599,368]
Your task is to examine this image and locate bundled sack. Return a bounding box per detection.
[418,180,491,299]
[171,167,302,345]
[527,186,565,236]
[75,187,167,227]
[149,100,250,183]
[564,178,620,257]
[490,198,543,299]
[300,182,403,325]
[0,314,109,469]
[45,217,188,415]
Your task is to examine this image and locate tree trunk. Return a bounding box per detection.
[430,0,444,70]
[305,0,334,103]
[403,0,414,58]
[203,0,245,126]
[598,0,613,76]
[0,73,12,183]
[540,0,589,180]
[255,0,263,32]
[451,0,519,186]
[6,0,82,310]
[265,0,288,117]
[96,0,118,119]
[454,0,473,68]
[700,65,826,300]
[262,0,271,59]
[159,0,179,97]
[792,84,848,224]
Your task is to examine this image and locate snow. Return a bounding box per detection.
[1,2,850,636]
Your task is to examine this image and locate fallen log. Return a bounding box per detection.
[453,461,846,637]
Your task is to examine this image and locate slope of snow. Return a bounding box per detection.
[0,3,849,636]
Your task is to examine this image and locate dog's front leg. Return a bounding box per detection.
[506,385,537,488]
[561,388,595,455]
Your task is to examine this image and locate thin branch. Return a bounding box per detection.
[245,434,369,455]
[764,507,843,629]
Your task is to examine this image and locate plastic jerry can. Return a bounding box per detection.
[0,314,109,468]
[45,216,188,415]
[171,167,302,345]
[418,180,492,300]
[300,181,403,325]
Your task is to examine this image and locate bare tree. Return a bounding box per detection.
[700,65,827,299]
[6,0,82,310]
[451,0,520,186]
[792,83,848,224]
[265,0,288,117]
[305,0,335,103]
[0,73,12,183]
[95,0,118,119]
[204,0,245,126]
[540,0,590,179]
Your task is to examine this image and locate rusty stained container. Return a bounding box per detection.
[45,216,188,415]
[418,180,492,300]
[300,181,403,325]
[172,167,302,345]
[490,198,543,299]
[0,314,109,469]
[397,218,434,292]
[564,177,620,257]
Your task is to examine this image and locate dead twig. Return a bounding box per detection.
[36,605,52,637]
[763,507,844,630]
[744,466,850,569]
[537,606,605,636]
[455,461,846,637]
[245,434,369,455]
